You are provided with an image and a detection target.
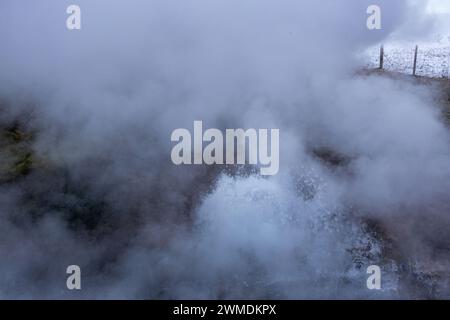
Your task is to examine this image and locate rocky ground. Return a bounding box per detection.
[1,70,449,299]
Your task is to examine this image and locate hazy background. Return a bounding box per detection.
[0,0,449,299]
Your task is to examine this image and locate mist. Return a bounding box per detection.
[0,0,449,299]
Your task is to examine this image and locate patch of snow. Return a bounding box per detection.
[363,36,450,78]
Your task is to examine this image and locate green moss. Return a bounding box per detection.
[0,127,34,182]
[13,153,33,176]
[4,128,24,142]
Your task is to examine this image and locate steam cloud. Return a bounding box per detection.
[0,0,449,299]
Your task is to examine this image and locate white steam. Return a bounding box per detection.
[0,0,449,299]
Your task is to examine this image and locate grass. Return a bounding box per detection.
[0,126,34,182]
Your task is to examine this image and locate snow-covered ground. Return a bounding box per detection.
[364,36,450,78]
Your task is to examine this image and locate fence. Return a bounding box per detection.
[374,44,450,79]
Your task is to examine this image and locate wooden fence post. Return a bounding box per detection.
[413,45,418,76]
[379,45,384,70]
